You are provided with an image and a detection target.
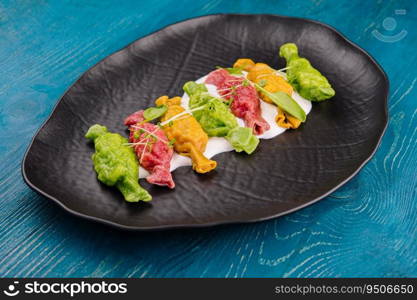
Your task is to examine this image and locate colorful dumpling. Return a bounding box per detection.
[183,81,259,154]
[156,96,217,174]
[205,69,270,135]
[124,110,175,189]
[85,124,152,202]
[279,43,335,102]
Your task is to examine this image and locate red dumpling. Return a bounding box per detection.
[205,69,270,135]
[124,110,175,189]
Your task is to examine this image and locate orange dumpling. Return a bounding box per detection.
[156,96,216,173]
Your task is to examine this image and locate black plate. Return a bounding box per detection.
[22,14,388,230]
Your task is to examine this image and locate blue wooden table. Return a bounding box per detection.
[1,0,416,278]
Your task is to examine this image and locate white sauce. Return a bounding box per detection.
[138,72,311,178]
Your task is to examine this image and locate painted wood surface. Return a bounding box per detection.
[0,0,416,277]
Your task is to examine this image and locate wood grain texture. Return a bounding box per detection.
[0,0,416,277]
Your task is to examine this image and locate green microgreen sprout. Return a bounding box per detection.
[258,79,267,87]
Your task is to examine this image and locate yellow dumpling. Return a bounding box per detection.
[156,96,216,173]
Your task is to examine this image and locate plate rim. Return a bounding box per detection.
[21,13,389,231]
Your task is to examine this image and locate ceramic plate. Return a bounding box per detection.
[22,14,388,230]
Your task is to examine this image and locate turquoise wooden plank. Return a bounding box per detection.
[0,0,416,277]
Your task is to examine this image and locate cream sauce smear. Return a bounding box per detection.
[139,73,311,178]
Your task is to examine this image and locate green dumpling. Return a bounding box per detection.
[183,81,259,154]
[85,124,151,202]
[279,43,335,102]
[184,81,238,136]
